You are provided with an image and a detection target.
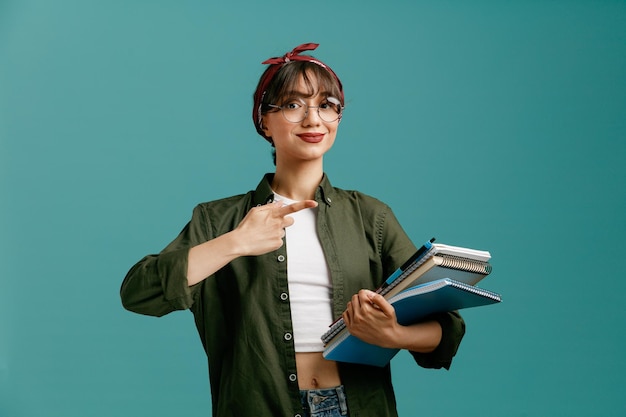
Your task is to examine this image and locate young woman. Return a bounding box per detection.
[121,43,465,417]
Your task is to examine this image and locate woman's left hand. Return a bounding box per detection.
[342,290,402,349]
[342,289,443,353]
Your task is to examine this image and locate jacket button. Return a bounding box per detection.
[284,332,292,341]
[289,373,297,382]
[277,255,285,262]
[280,292,289,301]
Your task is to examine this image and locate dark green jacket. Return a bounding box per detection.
[121,174,465,417]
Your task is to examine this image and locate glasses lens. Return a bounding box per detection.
[281,100,307,123]
[280,98,342,123]
[319,98,342,122]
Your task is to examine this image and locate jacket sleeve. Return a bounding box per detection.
[409,311,466,370]
[120,205,210,317]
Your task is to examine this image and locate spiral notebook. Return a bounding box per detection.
[322,278,501,367]
[321,239,492,346]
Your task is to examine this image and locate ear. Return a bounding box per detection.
[260,115,272,138]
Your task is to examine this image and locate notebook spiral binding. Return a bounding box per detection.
[438,255,493,275]
[440,279,501,301]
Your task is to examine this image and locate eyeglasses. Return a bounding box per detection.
[267,97,342,123]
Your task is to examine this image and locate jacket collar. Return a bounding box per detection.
[252,173,336,207]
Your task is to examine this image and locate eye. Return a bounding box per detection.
[320,97,341,113]
[283,101,303,111]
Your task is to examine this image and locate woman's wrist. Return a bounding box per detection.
[394,321,443,353]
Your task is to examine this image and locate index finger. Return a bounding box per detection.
[275,200,318,216]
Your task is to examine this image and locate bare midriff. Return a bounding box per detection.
[295,352,341,390]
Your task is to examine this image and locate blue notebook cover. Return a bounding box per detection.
[322,278,501,367]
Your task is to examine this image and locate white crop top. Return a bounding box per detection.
[273,192,334,352]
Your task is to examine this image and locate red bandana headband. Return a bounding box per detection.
[253,43,344,141]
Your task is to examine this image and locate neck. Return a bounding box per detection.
[272,160,323,201]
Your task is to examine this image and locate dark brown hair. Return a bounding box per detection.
[257,60,344,114]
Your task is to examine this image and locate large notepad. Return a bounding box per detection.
[321,239,492,346]
[322,278,501,367]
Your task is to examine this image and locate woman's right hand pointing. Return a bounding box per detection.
[233,200,318,256]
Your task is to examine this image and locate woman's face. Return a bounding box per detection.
[261,74,340,167]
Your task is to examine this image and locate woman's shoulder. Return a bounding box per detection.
[328,187,400,226]
[332,186,391,210]
[197,192,251,207]
[191,191,255,221]
[197,191,252,210]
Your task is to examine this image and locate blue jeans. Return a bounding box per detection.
[299,385,349,417]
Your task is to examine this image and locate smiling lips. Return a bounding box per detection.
[297,133,325,143]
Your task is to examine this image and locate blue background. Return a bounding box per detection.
[1,1,625,416]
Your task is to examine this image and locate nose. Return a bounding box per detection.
[302,105,322,125]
